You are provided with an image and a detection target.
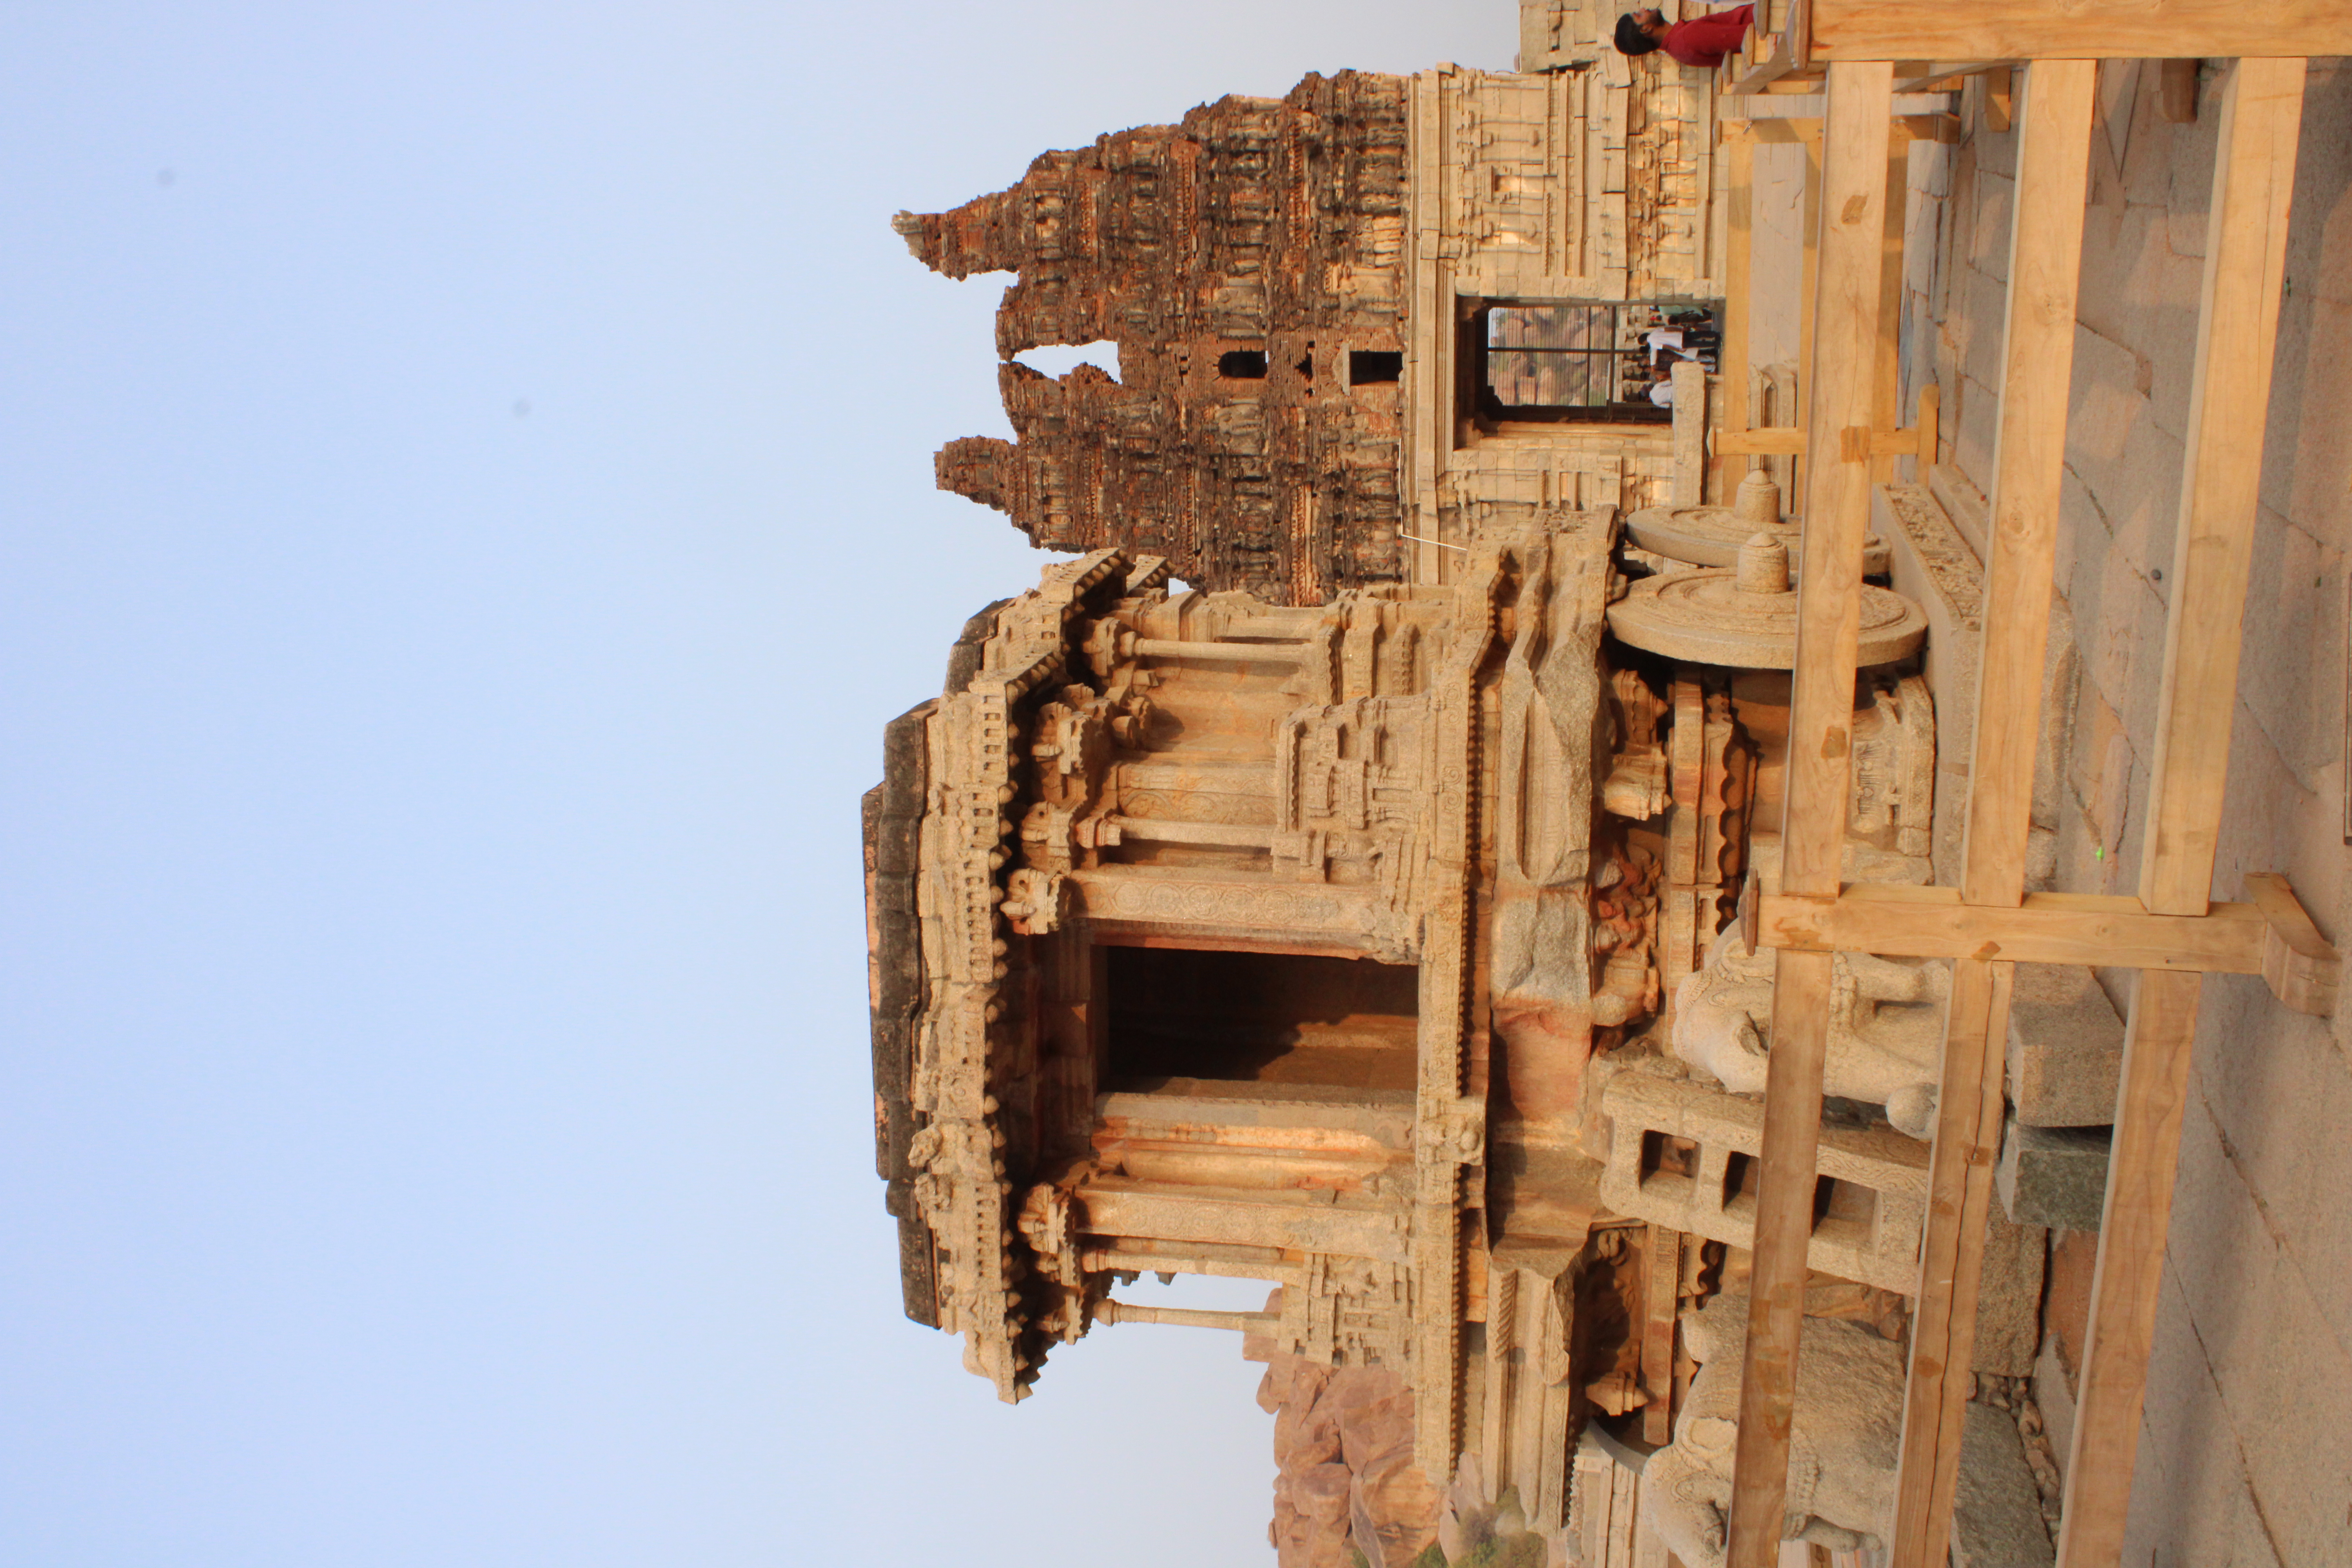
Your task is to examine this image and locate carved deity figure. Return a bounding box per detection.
[1668,923,1947,1138]
[1637,1293,1904,1566]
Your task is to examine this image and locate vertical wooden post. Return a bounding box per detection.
[1795,132,1822,505]
[1910,378,1939,479]
[2054,57,2306,1568]
[1641,1225,1682,1446]
[1870,132,1909,484]
[2159,57,2201,123]
[1721,126,1757,488]
[1722,60,1893,1568]
[1885,61,2095,1568]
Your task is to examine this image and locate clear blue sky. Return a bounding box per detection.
[0,4,1513,1564]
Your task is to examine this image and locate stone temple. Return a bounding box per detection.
[865,6,2352,1566]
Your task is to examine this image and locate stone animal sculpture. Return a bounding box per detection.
[1637,1293,1904,1566]
[1670,923,1947,1137]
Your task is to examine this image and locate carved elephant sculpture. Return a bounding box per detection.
[1670,924,1948,1137]
[1635,1293,1904,1568]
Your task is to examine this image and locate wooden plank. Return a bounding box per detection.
[1911,379,1939,476]
[1958,55,2098,907]
[1641,1226,1681,1446]
[2054,57,2308,1568]
[1808,0,2352,61]
[1756,886,2272,976]
[2052,969,2204,1560]
[1715,424,1924,457]
[2138,61,2304,920]
[1871,134,1907,485]
[1897,958,2017,1566]
[1723,60,1894,1568]
[1722,127,1757,489]
[1892,60,2012,93]
[1887,72,2098,1557]
[2160,58,2201,122]
[1796,128,1820,503]
[1984,67,2016,134]
[1718,426,1813,456]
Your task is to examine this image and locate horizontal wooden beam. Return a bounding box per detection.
[1730,111,1958,143]
[1715,424,1925,457]
[1809,0,2352,60]
[1890,61,2015,93]
[1753,881,2337,1013]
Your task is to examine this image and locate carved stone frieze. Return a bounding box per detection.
[1279,1253,1416,1370]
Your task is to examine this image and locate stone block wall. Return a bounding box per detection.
[1905,60,2352,1566]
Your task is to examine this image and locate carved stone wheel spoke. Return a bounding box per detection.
[1606,536,1928,671]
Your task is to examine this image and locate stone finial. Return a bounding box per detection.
[1733,468,1781,529]
[1735,532,1791,595]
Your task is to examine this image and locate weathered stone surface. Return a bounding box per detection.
[1998,1120,2112,1233]
[2006,962,2125,1129]
[1951,1400,2055,1568]
[1972,1201,2048,1379]
[2033,1333,2077,1480]
[1263,1355,1440,1568]
[1638,1293,1905,1566]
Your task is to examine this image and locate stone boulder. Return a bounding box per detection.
[1261,1354,1441,1568]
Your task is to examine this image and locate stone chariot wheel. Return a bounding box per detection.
[1606,534,1928,670]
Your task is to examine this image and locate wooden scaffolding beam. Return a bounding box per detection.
[1806,0,2352,62]
[2053,57,2307,1568]
[1882,58,2098,1568]
[1755,884,2337,1010]
[1712,38,2337,1568]
[1722,58,1894,1568]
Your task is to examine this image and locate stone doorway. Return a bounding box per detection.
[1103,945,1418,1091]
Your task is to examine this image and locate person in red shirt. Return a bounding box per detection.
[1613,4,1755,69]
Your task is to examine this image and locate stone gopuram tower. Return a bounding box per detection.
[895,72,1413,607]
[903,42,1733,613]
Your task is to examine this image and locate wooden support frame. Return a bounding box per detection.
[2054,58,2307,1568]
[1709,43,2329,1568]
[1755,884,2336,1011]
[1880,65,2097,1564]
[1723,59,1894,1568]
[1719,127,1756,491]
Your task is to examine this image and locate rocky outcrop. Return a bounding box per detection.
[1260,1354,1441,1568]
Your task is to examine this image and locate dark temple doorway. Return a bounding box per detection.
[1104,946,1419,1092]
